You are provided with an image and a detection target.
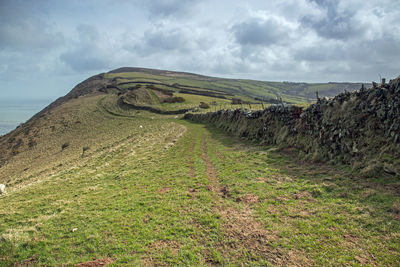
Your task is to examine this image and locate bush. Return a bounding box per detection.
[61,142,69,150]
[81,146,90,157]
[199,102,210,109]
[28,139,37,148]
[163,97,185,103]
[231,98,243,104]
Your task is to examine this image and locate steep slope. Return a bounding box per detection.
[0,74,108,169]
[0,67,246,184]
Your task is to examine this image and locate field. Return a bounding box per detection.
[104,69,368,104]
[0,92,399,266]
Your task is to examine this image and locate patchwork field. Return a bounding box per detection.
[0,91,399,266]
[105,67,369,104]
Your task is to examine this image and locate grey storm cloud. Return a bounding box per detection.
[301,0,364,40]
[231,18,290,46]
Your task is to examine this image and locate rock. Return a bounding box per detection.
[360,162,384,178]
[0,184,5,194]
[352,143,359,154]
[383,163,398,176]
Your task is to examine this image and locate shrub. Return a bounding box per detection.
[231,98,243,104]
[199,102,210,109]
[28,139,37,148]
[163,97,185,103]
[61,142,69,150]
[81,146,90,157]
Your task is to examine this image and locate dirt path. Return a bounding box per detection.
[188,142,196,179]
[200,132,307,266]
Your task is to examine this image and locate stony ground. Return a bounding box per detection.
[0,95,399,266]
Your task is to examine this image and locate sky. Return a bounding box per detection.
[0,0,399,100]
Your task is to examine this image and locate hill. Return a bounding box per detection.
[107,67,370,104]
[0,67,370,170]
[0,68,398,266]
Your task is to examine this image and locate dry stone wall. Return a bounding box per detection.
[185,77,400,177]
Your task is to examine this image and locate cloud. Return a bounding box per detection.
[1,0,400,101]
[294,40,344,62]
[60,25,111,72]
[0,0,64,52]
[231,17,291,46]
[60,48,110,72]
[124,23,214,56]
[139,27,191,53]
[301,0,365,40]
[141,0,200,17]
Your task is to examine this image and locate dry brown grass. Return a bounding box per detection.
[0,94,185,193]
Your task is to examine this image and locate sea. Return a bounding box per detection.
[0,98,53,136]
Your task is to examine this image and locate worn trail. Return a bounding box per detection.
[199,131,306,265]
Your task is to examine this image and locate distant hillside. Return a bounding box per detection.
[108,67,371,104]
[20,67,370,123]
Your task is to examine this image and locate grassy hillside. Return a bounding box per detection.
[106,67,370,104]
[0,69,398,266]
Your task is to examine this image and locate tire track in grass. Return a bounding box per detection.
[188,141,196,179]
[200,131,307,266]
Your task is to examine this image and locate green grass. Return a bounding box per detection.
[104,70,365,104]
[160,93,232,111]
[0,94,398,266]
[204,127,400,265]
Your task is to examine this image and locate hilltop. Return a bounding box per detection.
[30,66,369,111]
[0,68,398,266]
